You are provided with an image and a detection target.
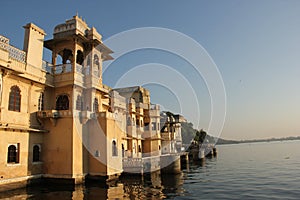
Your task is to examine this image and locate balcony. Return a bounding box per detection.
[37,110,73,126]
[37,110,76,118]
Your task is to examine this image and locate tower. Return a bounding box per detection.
[40,15,116,183]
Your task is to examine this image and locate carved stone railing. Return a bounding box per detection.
[41,62,86,75]
[54,63,72,74]
[0,35,9,51]
[0,35,26,63]
[76,63,83,73]
[37,110,75,120]
[122,157,143,168]
[8,45,26,63]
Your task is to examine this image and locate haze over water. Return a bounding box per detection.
[1,140,299,199]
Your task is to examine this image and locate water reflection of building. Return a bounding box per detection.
[0,15,185,189]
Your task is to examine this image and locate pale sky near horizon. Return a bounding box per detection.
[1,0,300,140]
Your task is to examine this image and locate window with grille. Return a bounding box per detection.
[7,144,19,163]
[8,86,21,112]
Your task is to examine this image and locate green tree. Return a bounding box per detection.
[194,129,207,144]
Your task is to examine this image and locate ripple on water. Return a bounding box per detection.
[1,141,300,199]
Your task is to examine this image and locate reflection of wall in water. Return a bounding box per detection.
[83,183,125,200]
[161,172,184,193]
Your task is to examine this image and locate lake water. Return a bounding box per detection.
[1,140,300,199]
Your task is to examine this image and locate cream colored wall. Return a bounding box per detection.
[23,23,45,70]
[42,118,73,177]
[151,140,161,156]
[89,112,125,176]
[104,115,123,176]
[0,130,29,180]
[27,132,44,175]
[0,130,42,181]
[142,140,151,155]
[88,118,108,176]
[1,74,44,127]
[1,76,29,126]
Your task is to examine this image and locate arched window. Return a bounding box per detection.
[7,145,18,163]
[112,140,117,156]
[38,92,44,111]
[33,145,40,162]
[61,49,73,64]
[56,95,69,110]
[8,86,21,112]
[138,145,141,153]
[93,98,99,112]
[76,95,82,110]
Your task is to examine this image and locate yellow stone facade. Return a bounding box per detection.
[0,15,183,188]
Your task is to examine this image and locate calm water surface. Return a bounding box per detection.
[1,140,300,199]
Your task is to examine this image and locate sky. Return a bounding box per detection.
[1,0,300,140]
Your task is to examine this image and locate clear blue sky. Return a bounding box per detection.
[1,0,300,140]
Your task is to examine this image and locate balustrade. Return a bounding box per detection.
[0,35,26,63]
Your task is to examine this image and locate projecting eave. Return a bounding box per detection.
[102,54,113,61]
[97,42,113,54]
[44,38,71,51]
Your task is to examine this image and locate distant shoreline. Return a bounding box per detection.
[216,136,300,145]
